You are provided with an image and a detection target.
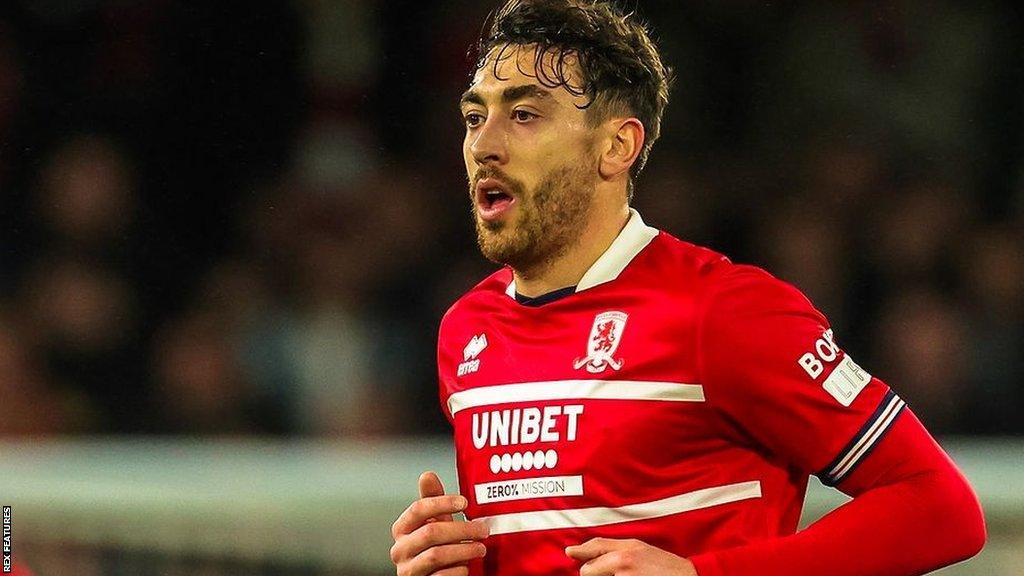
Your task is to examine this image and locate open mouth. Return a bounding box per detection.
[483,188,512,209]
[476,178,516,221]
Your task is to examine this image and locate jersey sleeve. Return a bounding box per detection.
[697,265,905,485]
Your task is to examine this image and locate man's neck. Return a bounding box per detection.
[513,204,631,298]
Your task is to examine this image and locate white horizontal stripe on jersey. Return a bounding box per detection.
[447,380,705,416]
[828,394,906,482]
[473,480,762,535]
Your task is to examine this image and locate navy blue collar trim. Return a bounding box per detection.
[515,285,577,307]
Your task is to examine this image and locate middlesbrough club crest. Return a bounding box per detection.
[574,311,628,373]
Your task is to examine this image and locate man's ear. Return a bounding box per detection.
[599,118,645,180]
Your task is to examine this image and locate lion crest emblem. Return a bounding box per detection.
[573,311,628,373]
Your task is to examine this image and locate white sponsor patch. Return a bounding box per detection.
[822,355,872,407]
[473,480,762,535]
[475,475,583,504]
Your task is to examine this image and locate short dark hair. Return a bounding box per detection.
[473,0,672,189]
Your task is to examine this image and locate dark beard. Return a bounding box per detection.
[471,158,596,273]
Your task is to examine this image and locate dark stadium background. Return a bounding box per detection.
[0,1,1022,575]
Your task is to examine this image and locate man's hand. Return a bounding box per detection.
[565,538,698,576]
[390,471,489,576]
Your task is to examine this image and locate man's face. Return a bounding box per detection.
[460,44,600,271]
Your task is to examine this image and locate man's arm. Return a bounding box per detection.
[688,409,985,576]
[564,409,984,576]
[691,264,986,574]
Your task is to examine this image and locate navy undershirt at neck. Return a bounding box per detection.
[514,285,577,307]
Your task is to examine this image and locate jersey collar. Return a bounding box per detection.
[504,208,659,299]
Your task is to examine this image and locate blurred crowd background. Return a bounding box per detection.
[0,0,1022,440]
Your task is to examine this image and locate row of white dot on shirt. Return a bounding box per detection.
[489,450,558,474]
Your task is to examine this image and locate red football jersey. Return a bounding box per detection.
[436,209,905,576]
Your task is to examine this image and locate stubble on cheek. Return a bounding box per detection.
[472,159,595,272]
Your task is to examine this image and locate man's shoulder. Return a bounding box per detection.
[647,231,727,268]
[439,266,512,326]
[646,231,808,308]
[638,230,735,287]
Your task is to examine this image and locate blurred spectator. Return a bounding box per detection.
[35,135,135,250]
[19,256,144,432]
[798,136,886,217]
[960,223,1024,434]
[151,308,262,435]
[758,194,852,333]
[771,2,998,160]
[0,312,77,435]
[299,0,380,102]
[277,183,413,437]
[207,177,417,436]
[634,162,713,248]
[873,288,972,433]
[867,178,972,286]
[10,132,149,432]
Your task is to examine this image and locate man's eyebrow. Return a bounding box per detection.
[460,89,484,107]
[501,84,553,103]
[459,84,554,107]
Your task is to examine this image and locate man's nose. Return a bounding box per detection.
[470,117,508,166]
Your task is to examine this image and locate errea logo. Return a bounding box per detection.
[458,334,487,376]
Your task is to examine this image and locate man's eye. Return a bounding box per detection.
[464,113,484,128]
[513,110,538,122]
